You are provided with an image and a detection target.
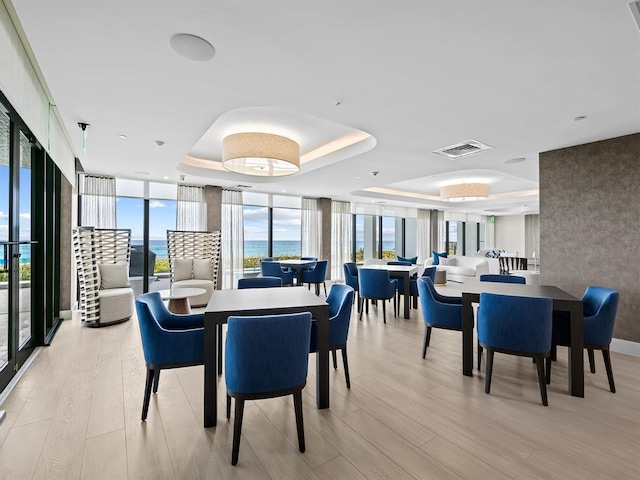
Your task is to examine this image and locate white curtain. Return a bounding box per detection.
[417,209,431,264]
[221,189,244,289]
[81,174,116,228]
[177,185,207,231]
[437,210,446,252]
[301,198,321,257]
[331,201,351,281]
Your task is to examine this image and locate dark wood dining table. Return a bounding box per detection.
[203,287,330,427]
[461,280,584,397]
[358,264,418,319]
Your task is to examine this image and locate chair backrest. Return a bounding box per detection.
[582,286,619,346]
[304,260,328,281]
[480,274,526,284]
[358,268,395,298]
[135,292,204,366]
[260,257,274,262]
[323,284,355,348]
[260,260,284,277]
[225,312,312,394]
[343,262,359,289]
[300,256,317,261]
[477,293,552,354]
[397,255,418,264]
[421,266,437,281]
[238,276,283,289]
[416,277,462,329]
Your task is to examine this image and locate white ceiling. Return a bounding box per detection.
[9,0,640,216]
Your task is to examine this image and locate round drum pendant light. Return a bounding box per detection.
[440,183,489,202]
[222,132,300,177]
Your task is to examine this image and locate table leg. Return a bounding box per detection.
[402,272,411,319]
[316,308,330,409]
[462,295,474,376]
[568,303,585,397]
[204,320,218,428]
[168,297,190,314]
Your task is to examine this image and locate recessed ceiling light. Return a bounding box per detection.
[574,116,587,121]
[118,134,127,139]
[281,190,286,193]
[135,171,151,176]
[504,157,525,164]
[162,176,169,180]
[170,33,216,61]
[355,176,361,179]
[155,140,165,147]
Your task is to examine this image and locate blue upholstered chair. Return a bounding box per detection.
[343,262,360,312]
[477,293,553,406]
[301,259,328,296]
[225,312,312,465]
[358,268,397,323]
[135,292,204,421]
[417,277,462,359]
[300,256,318,272]
[479,274,526,284]
[260,260,295,286]
[238,276,282,288]
[547,286,619,392]
[310,284,355,388]
[477,273,526,369]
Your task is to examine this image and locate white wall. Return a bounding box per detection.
[494,215,525,255]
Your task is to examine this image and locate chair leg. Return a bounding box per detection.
[588,348,596,373]
[141,368,154,421]
[152,369,160,394]
[602,348,616,393]
[382,301,386,324]
[485,349,494,395]
[550,344,557,361]
[226,394,231,419]
[231,398,245,465]
[323,282,327,296]
[293,391,306,453]
[332,349,338,369]
[535,354,549,406]
[422,326,432,359]
[477,342,483,371]
[315,283,320,296]
[366,299,369,314]
[356,292,361,313]
[342,346,351,389]
[546,356,552,385]
[393,295,397,318]
[359,298,364,320]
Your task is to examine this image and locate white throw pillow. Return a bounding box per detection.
[438,256,449,266]
[98,262,130,289]
[193,258,212,280]
[174,258,193,281]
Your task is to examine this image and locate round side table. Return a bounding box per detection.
[159,287,206,314]
[434,269,447,285]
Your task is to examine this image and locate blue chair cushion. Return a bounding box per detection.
[432,251,448,266]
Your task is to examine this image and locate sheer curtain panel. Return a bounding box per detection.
[301,198,321,257]
[221,189,244,289]
[417,209,431,264]
[81,174,116,228]
[177,185,207,230]
[331,201,351,281]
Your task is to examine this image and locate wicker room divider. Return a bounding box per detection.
[73,227,133,326]
[499,256,528,274]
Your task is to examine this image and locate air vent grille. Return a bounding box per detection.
[433,140,493,159]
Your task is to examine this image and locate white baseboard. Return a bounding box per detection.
[0,347,42,406]
[611,338,640,357]
[60,309,72,320]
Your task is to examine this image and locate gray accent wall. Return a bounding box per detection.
[59,174,73,311]
[539,133,640,342]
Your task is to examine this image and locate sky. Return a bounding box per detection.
[0,166,32,242]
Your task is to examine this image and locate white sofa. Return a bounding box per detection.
[424,255,489,283]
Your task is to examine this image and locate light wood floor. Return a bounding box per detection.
[1,287,640,480]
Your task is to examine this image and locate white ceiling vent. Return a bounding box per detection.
[433,140,493,159]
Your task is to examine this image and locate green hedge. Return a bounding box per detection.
[0,264,32,282]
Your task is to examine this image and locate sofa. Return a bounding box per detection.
[424,255,489,283]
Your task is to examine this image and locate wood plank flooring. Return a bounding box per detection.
[1,285,640,479]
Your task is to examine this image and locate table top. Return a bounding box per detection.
[359,264,418,274]
[159,287,206,300]
[462,279,580,302]
[205,287,328,317]
[279,259,317,266]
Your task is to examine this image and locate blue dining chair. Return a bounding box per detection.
[135,292,204,421]
[407,266,438,308]
[477,273,526,369]
[547,286,619,392]
[477,293,553,406]
[479,274,526,284]
[358,268,397,323]
[225,312,312,465]
[416,277,462,359]
[260,260,295,286]
[310,284,355,388]
[301,259,328,296]
[300,256,318,272]
[343,262,360,312]
[238,276,283,289]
